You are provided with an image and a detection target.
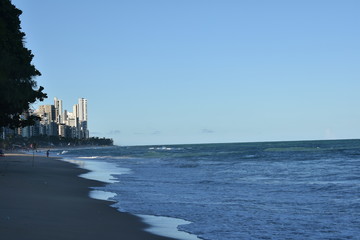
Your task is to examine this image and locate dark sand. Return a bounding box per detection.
[0,153,176,240]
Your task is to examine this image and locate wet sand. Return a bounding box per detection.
[0,153,176,240]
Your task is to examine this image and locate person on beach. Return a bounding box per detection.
[46,150,50,157]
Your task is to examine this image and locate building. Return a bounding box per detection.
[36,105,56,123]
[78,98,88,122]
[58,124,67,138]
[3,97,90,140]
[54,97,64,124]
[78,98,88,138]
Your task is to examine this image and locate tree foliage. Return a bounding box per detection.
[0,135,114,149]
[0,0,47,129]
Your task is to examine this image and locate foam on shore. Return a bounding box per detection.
[90,190,117,201]
[139,215,201,240]
[62,156,202,240]
[62,158,131,183]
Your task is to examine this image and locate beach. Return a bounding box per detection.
[0,153,176,240]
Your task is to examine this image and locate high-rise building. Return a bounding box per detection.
[73,104,79,120]
[77,98,88,139]
[78,98,88,122]
[36,105,56,123]
[66,112,76,127]
[54,97,64,124]
[63,110,68,123]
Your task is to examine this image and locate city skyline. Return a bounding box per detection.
[19,97,89,139]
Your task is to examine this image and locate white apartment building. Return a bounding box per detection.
[54,97,64,124]
[78,98,88,122]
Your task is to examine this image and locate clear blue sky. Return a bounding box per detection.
[12,0,360,146]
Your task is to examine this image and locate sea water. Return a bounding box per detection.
[57,140,360,240]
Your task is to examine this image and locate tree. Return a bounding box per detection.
[0,0,47,129]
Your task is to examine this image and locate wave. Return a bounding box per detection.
[264,147,322,152]
[76,156,135,160]
[148,146,184,151]
[177,163,199,168]
[58,150,69,155]
[138,214,201,240]
[62,157,132,183]
[77,156,100,159]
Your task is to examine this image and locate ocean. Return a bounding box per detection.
[55,140,360,240]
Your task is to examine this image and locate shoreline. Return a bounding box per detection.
[61,155,202,240]
[0,153,176,240]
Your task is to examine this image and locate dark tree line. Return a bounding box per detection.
[0,0,47,129]
[1,135,114,149]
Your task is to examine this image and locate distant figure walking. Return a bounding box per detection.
[46,150,50,157]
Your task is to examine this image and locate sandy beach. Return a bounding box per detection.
[0,153,176,240]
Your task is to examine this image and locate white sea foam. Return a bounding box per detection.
[63,158,131,183]
[149,146,183,151]
[77,156,135,160]
[89,190,117,201]
[77,156,101,159]
[138,215,201,240]
[57,150,69,155]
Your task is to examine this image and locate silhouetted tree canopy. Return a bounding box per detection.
[0,135,114,149]
[0,0,47,128]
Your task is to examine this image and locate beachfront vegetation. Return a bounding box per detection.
[0,0,47,129]
[0,135,113,149]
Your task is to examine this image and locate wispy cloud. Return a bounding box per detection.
[133,130,161,135]
[108,130,121,135]
[90,131,102,135]
[202,128,215,134]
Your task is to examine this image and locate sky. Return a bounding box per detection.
[11,0,360,146]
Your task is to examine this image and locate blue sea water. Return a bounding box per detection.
[57,140,360,240]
